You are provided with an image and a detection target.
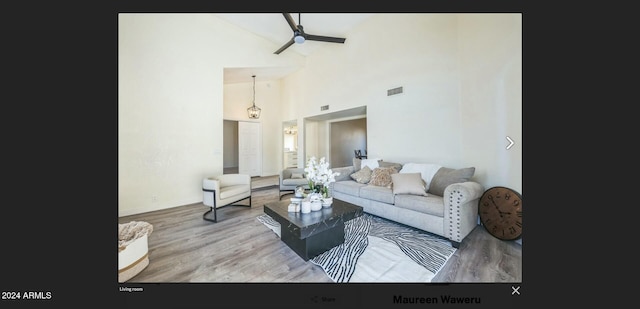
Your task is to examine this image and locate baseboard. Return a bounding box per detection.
[118,201,200,217]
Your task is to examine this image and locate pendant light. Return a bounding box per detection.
[247,75,261,119]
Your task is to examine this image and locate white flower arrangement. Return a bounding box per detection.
[304,156,340,197]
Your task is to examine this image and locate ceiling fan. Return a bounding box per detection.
[274,13,347,55]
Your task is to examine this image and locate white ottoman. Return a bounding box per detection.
[118,221,153,282]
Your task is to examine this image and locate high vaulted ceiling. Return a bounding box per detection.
[215,13,375,57]
[216,13,376,84]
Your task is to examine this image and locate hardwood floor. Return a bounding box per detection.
[118,175,521,283]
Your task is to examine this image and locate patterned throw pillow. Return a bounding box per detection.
[350,166,373,184]
[368,167,397,188]
[379,161,403,173]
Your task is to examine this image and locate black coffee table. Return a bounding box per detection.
[263,198,364,261]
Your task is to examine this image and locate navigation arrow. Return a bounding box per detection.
[506,136,514,150]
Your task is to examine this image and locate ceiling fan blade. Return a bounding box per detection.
[282,13,298,32]
[274,38,295,54]
[305,34,346,44]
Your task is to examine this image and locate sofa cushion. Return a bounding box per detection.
[291,172,304,179]
[428,167,476,196]
[399,163,442,191]
[282,168,305,179]
[359,185,395,204]
[333,180,367,197]
[282,178,309,186]
[391,172,427,196]
[394,194,445,217]
[368,167,397,188]
[350,165,373,184]
[219,184,251,200]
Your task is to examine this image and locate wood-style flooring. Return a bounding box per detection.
[118,175,522,283]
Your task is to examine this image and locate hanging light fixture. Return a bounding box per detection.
[284,126,297,135]
[247,75,261,119]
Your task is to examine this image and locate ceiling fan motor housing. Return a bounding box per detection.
[294,26,305,44]
[274,13,346,54]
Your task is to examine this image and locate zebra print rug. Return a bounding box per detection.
[256,213,456,282]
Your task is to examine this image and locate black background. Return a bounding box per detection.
[2,0,595,308]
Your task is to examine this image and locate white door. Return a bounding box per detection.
[238,121,262,177]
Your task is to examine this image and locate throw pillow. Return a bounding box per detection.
[361,158,381,171]
[291,173,303,179]
[379,161,403,173]
[399,163,442,191]
[368,167,397,188]
[428,167,476,196]
[350,166,373,184]
[391,173,427,196]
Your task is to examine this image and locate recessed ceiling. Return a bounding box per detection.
[217,13,376,84]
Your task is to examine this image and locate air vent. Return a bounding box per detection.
[321,105,329,111]
[387,87,403,96]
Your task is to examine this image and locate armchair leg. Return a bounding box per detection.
[203,206,217,223]
[202,189,252,223]
[203,189,217,223]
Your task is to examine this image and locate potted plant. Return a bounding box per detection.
[304,156,340,208]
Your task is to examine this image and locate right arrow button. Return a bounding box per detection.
[506,136,514,150]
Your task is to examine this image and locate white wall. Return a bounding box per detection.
[119,13,522,217]
[285,14,462,166]
[281,13,522,193]
[458,13,522,194]
[118,13,303,216]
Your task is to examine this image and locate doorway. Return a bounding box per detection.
[223,120,262,176]
[283,120,298,168]
[223,120,238,174]
[238,121,262,177]
[330,118,367,168]
[303,106,367,167]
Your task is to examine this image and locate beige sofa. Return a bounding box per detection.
[328,159,484,248]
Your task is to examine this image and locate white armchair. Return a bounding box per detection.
[202,174,252,222]
[279,168,309,200]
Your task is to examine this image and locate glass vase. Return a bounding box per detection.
[321,185,329,198]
